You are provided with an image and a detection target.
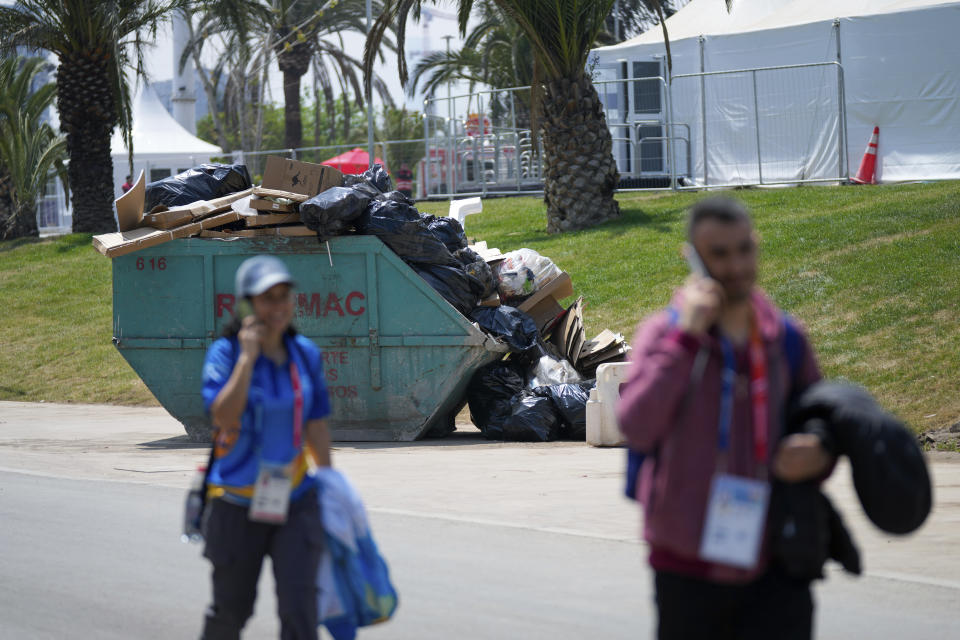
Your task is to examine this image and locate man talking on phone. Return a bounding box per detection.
[617,197,832,639]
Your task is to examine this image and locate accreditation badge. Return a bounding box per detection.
[249,461,292,524]
[698,473,770,569]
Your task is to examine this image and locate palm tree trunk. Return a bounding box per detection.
[282,66,303,150]
[0,172,38,239]
[56,56,117,234]
[540,73,620,233]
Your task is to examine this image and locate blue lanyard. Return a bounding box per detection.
[717,336,737,453]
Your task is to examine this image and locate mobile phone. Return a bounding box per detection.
[683,242,709,277]
[237,298,254,320]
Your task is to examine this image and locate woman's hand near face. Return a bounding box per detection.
[238,316,264,360]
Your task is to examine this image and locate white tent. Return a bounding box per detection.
[110,83,223,198]
[591,0,960,185]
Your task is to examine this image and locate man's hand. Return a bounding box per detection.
[678,276,724,335]
[773,433,833,482]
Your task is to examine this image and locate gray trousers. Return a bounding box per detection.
[200,490,322,640]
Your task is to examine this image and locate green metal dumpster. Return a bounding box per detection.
[112,235,507,441]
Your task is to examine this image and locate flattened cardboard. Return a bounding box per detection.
[261,156,343,197]
[242,212,301,227]
[517,273,573,314]
[200,225,315,238]
[137,188,254,229]
[115,170,146,231]
[92,211,241,257]
[550,297,585,364]
[252,186,311,203]
[249,197,297,213]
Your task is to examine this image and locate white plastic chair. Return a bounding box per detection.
[447,197,482,228]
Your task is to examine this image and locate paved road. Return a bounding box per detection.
[1,402,959,639]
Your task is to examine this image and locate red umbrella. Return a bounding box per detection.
[322,147,386,175]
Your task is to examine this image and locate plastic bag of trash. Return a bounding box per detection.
[529,354,582,388]
[455,248,497,299]
[466,362,526,439]
[413,264,478,316]
[494,248,562,302]
[532,381,594,440]
[145,163,251,211]
[360,201,460,267]
[423,215,468,253]
[469,306,539,353]
[503,392,560,442]
[300,187,372,238]
[343,164,392,193]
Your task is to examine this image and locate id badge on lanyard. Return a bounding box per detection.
[249,360,304,524]
[698,321,770,569]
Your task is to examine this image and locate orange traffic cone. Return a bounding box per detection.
[851,126,879,184]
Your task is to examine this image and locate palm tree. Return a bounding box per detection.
[184,0,395,154]
[367,0,621,232]
[0,0,184,234]
[0,56,68,239]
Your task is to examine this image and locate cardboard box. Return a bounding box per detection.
[249,197,297,213]
[92,211,241,257]
[517,273,573,330]
[261,156,342,197]
[114,170,147,232]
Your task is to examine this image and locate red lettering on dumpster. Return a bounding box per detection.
[345,292,365,316]
[329,385,358,399]
[323,293,344,317]
[216,294,236,318]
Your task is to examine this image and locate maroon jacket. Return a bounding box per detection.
[616,289,822,583]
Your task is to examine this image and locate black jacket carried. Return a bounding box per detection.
[769,381,932,580]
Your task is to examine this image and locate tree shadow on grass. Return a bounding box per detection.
[493,203,686,248]
[0,236,43,254]
[0,233,92,255]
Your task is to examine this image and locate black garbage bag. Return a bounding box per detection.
[503,392,560,442]
[455,248,497,299]
[423,215,467,252]
[466,361,525,439]
[413,264,478,316]
[300,187,372,238]
[144,163,251,211]
[533,381,594,440]
[468,306,539,353]
[343,163,392,193]
[361,201,460,267]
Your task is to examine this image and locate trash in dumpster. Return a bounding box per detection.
[261,155,342,197]
[468,306,539,353]
[360,202,460,267]
[455,248,497,299]
[466,361,526,440]
[424,215,467,253]
[503,392,560,442]
[144,163,252,213]
[516,272,573,332]
[532,381,595,440]
[412,264,478,316]
[343,163,392,193]
[494,248,562,302]
[300,187,373,239]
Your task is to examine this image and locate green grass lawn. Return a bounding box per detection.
[3,182,959,434]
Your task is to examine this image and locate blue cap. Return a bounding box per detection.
[235,255,295,298]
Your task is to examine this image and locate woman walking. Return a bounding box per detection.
[200,255,332,640]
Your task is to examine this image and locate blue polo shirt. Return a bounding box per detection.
[202,333,332,505]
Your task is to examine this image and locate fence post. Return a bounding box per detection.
[699,36,708,186]
[423,103,430,198]
[752,69,763,185]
